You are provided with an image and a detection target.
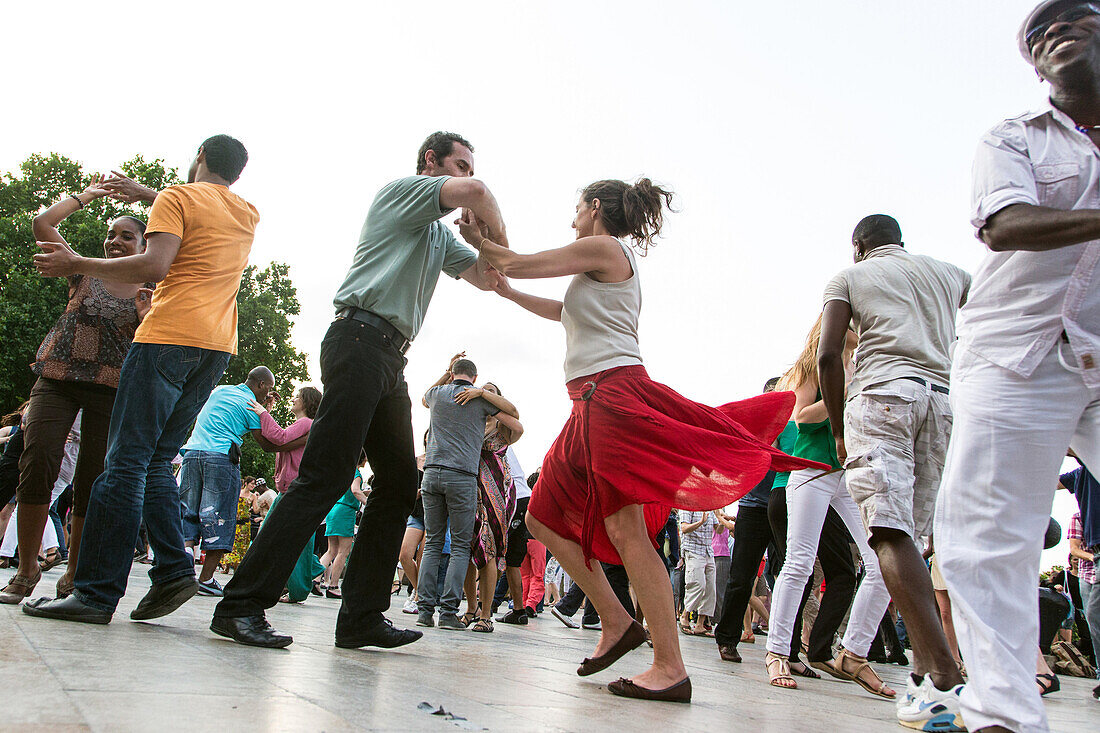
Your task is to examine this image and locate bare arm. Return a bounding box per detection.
[818,299,852,462]
[981,203,1100,252]
[680,514,706,534]
[459,223,630,282]
[1069,536,1094,563]
[492,277,564,322]
[714,510,736,531]
[422,353,464,408]
[32,176,115,245]
[439,178,507,246]
[35,232,180,283]
[494,412,524,444]
[350,475,370,503]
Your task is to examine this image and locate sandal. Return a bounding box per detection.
[470,618,494,633]
[765,652,798,689]
[460,612,478,627]
[740,631,755,644]
[0,568,43,604]
[39,550,64,572]
[56,575,75,598]
[1036,672,1060,696]
[824,648,896,699]
[789,660,821,679]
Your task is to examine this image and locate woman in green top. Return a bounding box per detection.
[763,316,895,700]
[320,455,370,598]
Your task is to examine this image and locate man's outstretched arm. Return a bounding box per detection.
[818,299,853,463]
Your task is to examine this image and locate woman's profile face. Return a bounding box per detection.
[103,219,144,259]
[573,197,597,238]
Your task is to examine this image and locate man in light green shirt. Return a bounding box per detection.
[214,132,507,651]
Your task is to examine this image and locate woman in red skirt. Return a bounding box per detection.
[455,179,826,703]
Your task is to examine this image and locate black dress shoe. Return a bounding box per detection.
[130,575,199,620]
[496,609,529,625]
[718,644,742,663]
[335,617,423,649]
[210,615,293,648]
[524,605,536,618]
[22,595,112,624]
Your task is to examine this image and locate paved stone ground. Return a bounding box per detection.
[1,563,1097,732]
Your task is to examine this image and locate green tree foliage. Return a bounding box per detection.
[0,154,311,482]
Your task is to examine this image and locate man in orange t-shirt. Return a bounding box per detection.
[26,135,258,625]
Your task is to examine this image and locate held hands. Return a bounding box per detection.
[454,387,484,405]
[33,240,83,277]
[455,208,489,247]
[101,171,157,203]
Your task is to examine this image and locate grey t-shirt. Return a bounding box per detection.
[332,175,479,340]
[424,381,499,475]
[823,245,971,397]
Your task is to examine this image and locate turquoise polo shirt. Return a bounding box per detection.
[182,383,262,454]
[332,175,480,340]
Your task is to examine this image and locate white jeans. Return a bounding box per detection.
[682,551,716,616]
[0,438,77,557]
[766,469,891,657]
[935,343,1100,733]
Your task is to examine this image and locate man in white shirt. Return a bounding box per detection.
[935,2,1100,731]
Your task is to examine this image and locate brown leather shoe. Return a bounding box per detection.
[577,620,647,676]
[718,644,742,663]
[607,677,691,703]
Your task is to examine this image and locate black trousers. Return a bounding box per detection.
[556,562,634,624]
[714,505,772,647]
[766,485,858,662]
[216,319,418,637]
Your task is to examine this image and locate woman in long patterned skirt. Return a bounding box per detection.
[462,383,522,632]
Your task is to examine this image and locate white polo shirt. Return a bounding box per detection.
[966,101,1100,387]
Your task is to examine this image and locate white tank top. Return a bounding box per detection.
[561,240,643,381]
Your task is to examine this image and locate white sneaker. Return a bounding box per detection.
[897,674,966,731]
[402,597,418,614]
[897,674,922,715]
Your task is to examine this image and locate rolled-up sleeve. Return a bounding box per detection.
[971,121,1039,232]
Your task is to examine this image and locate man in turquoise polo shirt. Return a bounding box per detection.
[214,131,507,649]
[179,366,276,596]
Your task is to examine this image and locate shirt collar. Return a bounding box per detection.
[862,244,906,261]
[452,378,473,387]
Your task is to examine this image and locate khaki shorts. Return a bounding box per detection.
[929,553,947,591]
[844,378,952,538]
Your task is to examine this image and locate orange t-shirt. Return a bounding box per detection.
[134,182,259,354]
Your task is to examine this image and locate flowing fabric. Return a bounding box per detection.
[472,432,516,571]
[221,495,251,570]
[529,365,831,567]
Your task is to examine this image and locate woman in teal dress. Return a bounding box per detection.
[320,457,369,598]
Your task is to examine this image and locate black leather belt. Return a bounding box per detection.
[900,376,948,394]
[335,307,411,354]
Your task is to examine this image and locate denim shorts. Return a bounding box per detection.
[406,515,425,531]
[178,450,241,551]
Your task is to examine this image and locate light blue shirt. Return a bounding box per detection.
[332,175,479,340]
[182,383,261,454]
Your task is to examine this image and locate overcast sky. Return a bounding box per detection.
[3,0,1082,569]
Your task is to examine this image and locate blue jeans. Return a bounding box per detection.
[418,467,477,616]
[179,451,241,552]
[73,343,231,612]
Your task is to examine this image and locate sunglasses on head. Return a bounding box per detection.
[1027,3,1100,51]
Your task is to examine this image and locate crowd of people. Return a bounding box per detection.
[3,1,1100,730]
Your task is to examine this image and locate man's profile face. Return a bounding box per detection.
[186,147,203,184]
[1031,5,1100,80]
[425,144,474,178]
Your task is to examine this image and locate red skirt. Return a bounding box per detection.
[529,365,829,566]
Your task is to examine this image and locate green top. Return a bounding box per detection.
[332,175,479,340]
[771,421,799,489]
[792,418,841,470]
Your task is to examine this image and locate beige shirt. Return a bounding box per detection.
[823,245,970,397]
[561,241,643,382]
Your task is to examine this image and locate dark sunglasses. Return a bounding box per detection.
[1026,3,1100,51]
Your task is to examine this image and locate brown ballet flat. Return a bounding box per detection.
[607,676,691,703]
[577,620,647,676]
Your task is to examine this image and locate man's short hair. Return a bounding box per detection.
[853,214,903,248]
[200,134,249,183]
[451,358,477,379]
[416,131,473,174]
[246,366,275,385]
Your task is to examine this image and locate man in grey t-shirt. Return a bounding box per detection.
[416,355,517,629]
[214,132,510,650]
[818,214,970,721]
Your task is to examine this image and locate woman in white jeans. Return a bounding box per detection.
[764,318,895,698]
